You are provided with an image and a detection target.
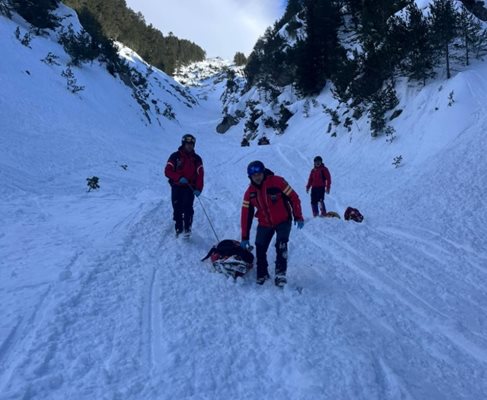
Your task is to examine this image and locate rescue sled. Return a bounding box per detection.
[201,239,254,278]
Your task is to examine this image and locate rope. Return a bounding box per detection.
[188,183,220,243]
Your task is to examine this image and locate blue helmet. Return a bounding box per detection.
[247,160,265,176]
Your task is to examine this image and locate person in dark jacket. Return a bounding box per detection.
[306,156,331,217]
[240,160,304,286]
[164,134,204,237]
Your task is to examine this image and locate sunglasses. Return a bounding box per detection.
[183,138,195,144]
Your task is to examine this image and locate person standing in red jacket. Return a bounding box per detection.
[240,160,304,286]
[164,134,204,238]
[306,156,331,217]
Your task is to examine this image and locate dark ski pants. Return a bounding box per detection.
[171,185,195,233]
[310,187,326,216]
[255,221,292,280]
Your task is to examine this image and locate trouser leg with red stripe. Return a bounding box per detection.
[255,221,292,279]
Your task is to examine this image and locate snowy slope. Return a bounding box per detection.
[1,7,487,400]
[174,57,235,86]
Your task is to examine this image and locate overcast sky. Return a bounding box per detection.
[125,0,287,60]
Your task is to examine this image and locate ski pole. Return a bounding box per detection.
[188,183,220,243]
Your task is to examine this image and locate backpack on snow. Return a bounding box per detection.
[344,207,364,223]
[201,240,254,278]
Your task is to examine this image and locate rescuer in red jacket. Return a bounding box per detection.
[240,160,304,286]
[164,134,204,238]
[306,156,331,217]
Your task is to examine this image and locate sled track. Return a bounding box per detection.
[0,284,53,394]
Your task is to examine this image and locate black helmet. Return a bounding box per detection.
[247,160,265,176]
[314,156,323,164]
[182,134,196,145]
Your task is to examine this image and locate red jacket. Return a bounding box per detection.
[306,165,331,191]
[241,170,303,240]
[164,147,204,191]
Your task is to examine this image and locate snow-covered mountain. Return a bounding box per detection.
[174,57,246,110]
[222,0,487,146]
[1,3,487,400]
[174,57,241,86]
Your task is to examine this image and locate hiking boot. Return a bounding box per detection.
[175,228,183,238]
[183,228,191,239]
[275,275,287,287]
[256,273,270,285]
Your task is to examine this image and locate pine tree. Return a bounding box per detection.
[360,0,407,42]
[244,101,262,137]
[277,104,293,133]
[430,0,458,79]
[11,0,59,29]
[233,52,247,66]
[223,69,238,97]
[283,0,303,21]
[343,0,363,28]
[244,31,269,88]
[402,3,436,84]
[63,0,205,75]
[330,56,357,102]
[295,0,342,95]
[350,39,392,101]
[86,176,100,191]
[77,7,123,73]
[345,1,408,101]
[0,0,11,17]
[457,5,485,66]
[244,24,294,89]
[58,24,100,66]
[386,14,409,70]
[368,82,398,137]
[460,0,487,20]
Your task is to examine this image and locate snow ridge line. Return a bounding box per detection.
[142,265,166,376]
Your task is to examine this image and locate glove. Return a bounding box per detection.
[240,240,250,249]
[326,189,330,195]
[193,190,201,197]
[179,177,188,184]
[306,188,310,194]
[295,220,304,230]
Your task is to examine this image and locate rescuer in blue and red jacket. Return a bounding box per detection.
[240,160,304,286]
[165,134,204,237]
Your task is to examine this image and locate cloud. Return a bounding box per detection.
[125,0,285,60]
